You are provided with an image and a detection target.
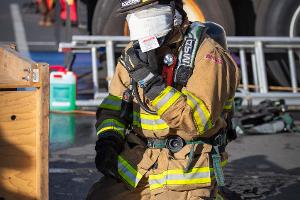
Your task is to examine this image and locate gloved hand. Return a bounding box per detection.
[95,139,121,178]
[121,46,166,100]
[122,46,159,88]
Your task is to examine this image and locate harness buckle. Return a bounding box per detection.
[213,131,227,147]
[147,139,155,148]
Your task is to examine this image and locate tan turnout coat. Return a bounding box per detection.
[93,19,240,199]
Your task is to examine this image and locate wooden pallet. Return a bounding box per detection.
[0,46,49,200]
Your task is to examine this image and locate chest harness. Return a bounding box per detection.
[122,21,229,187]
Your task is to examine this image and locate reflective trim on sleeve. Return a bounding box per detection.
[96,119,125,139]
[118,155,143,188]
[99,95,122,111]
[223,97,234,111]
[182,90,212,135]
[151,86,182,115]
[149,167,212,190]
[133,112,169,130]
[216,193,225,200]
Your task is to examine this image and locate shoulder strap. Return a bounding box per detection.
[174,22,207,86]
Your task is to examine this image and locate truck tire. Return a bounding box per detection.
[229,0,255,36]
[92,0,235,36]
[193,0,235,36]
[255,0,300,87]
[101,4,127,36]
[91,0,118,35]
[255,0,300,36]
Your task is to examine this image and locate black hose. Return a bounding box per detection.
[132,81,157,115]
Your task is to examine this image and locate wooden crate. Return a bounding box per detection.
[0,46,49,200]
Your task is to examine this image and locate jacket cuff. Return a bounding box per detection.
[144,76,166,100]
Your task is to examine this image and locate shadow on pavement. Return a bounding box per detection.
[225,155,300,199]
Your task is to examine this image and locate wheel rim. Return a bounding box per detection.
[290,5,300,37]
[123,0,206,35]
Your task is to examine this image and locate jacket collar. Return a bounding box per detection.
[164,17,190,46]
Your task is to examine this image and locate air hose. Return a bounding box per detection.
[132,80,157,115]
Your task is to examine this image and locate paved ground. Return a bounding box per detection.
[0,0,85,51]
[49,113,300,200]
[226,134,300,199]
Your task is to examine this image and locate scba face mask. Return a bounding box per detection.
[126,5,174,52]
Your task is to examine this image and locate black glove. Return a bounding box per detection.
[95,132,123,178]
[122,46,166,100]
[122,46,158,88]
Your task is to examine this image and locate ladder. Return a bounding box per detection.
[59,36,300,106]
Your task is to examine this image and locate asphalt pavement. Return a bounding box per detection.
[49,113,300,200]
[0,0,84,52]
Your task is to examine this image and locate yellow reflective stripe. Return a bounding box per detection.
[223,105,232,110]
[228,97,234,102]
[99,95,122,111]
[152,86,182,115]
[133,112,169,130]
[149,167,212,190]
[182,90,212,134]
[157,92,181,115]
[96,119,125,131]
[140,123,169,130]
[186,96,206,134]
[150,177,212,190]
[149,167,211,180]
[166,178,212,185]
[187,91,212,128]
[96,119,125,139]
[223,97,234,110]
[150,184,163,190]
[221,159,228,167]
[97,126,125,139]
[152,86,173,106]
[140,113,161,120]
[118,156,143,188]
[216,193,224,200]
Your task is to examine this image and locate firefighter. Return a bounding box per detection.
[87,0,239,199]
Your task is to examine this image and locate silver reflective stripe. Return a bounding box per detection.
[140,72,155,86]
[118,162,140,185]
[141,118,166,125]
[101,98,122,107]
[96,120,124,132]
[155,88,177,109]
[224,100,233,109]
[149,177,165,185]
[186,95,209,131]
[149,171,211,185]
[133,112,169,130]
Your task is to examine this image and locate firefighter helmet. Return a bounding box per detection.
[117,0,183,14]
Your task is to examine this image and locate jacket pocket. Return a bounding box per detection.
[118,145,146,188]
[149,144,213,192]
[118,143,160,189]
